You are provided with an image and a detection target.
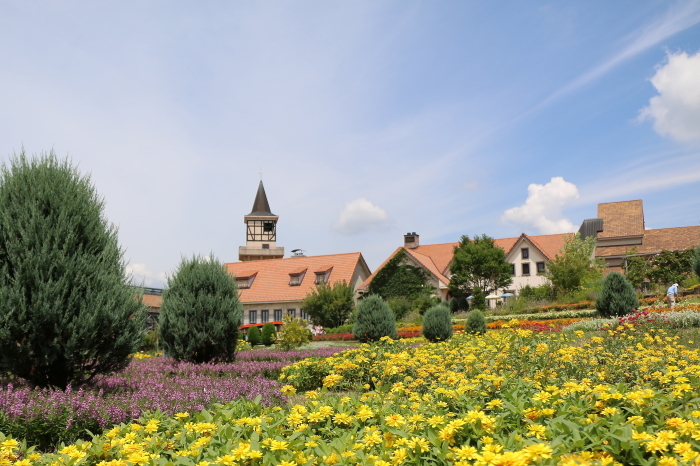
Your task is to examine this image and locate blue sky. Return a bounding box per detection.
[1,1,699,287]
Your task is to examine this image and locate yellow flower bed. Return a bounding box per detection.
[5,329,700,466]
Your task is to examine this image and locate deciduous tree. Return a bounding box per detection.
[448,235,512,297]
[545,234,604,295]
[301,280,354,328]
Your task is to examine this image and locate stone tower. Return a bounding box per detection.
[239,181,284,261]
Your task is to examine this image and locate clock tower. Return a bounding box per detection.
[239,181,284,261]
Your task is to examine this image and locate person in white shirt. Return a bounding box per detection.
[667,283,679,308]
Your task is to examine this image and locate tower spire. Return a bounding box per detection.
[249,181,274,216]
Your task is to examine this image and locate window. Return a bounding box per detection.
[300,309,309,320]
[315,272,327,285]
[287,309,296,318]
[521,248,529,259]
[237,278,250,289]
[274,309,282,321]
[510,264,516,276]
[522,263,530,275]
[289,274,302,286]
[261,310,269,323]
[262,244,269,249]
[263,221,274,232]
[536,262,545,274]
[249,310,257,325]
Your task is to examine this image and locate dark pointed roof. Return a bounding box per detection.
[249,181,275,216]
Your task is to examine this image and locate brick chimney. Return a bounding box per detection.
[404,232,419,249]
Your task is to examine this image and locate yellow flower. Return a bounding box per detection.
[385,414,405,427]
[174,412,190,420]
[280,385,296,396]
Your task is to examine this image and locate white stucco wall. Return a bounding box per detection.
[503,239,552,295]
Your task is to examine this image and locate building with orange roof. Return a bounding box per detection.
[225,181,371,327]
[359,231,570,300]
[578,199,700,274]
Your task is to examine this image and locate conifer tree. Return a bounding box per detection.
[353,295,397,342]
[449,297,459,314]
[422,304,453,342]
[261,323,276,346]
[471,286,487,311]
[0,152,147,388]
[596,272,639,318]
[160,254,242,363]
[458,296,469,312]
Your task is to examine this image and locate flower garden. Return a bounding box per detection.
[4,301,700,465]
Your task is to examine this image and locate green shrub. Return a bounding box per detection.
[159,254,242,363]
[596,271,639,318]
[261,323,277,346]
[519,284,555,302]
[449,298,459,314]
[353,295,397,342]
[471,287,487,311]
[323,324,354,335]
[0,153,147,388]
[140,328,160,352]
[413,295,434,316]
[422,304,453,342]
[466,309,486,334]
[458,297,469,312]
[387,297,413,321]
[278,315,312,351]
[300,280,354,328]
[247,326,261,346]
[692,246,700,280]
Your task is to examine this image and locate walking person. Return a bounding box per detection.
[667,283,679,308]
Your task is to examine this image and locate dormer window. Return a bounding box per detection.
[314,266,333,285]
[289,268,307,286]
[235,272,257,289]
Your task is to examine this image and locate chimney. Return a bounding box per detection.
[404,232,419,249]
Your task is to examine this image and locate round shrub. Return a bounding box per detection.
[160,254,242,363]
[466,309,486,334]
[387,297,412,321]
[353,295,397,342]
[261,323,277,346]
[596,271,639,318]
[0,153,147,388]
[247,326,261,346]
[422,304,453,342]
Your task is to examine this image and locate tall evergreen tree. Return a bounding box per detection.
[160,254,242,363]
[692,246,700,280]
[0,152,147,388]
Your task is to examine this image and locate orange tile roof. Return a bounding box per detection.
[596,225,700,258]
[225,252,368,304]
[597,200,645,238]
[142,294,162,309]
[526,233,573,260]
[359,233,570,291]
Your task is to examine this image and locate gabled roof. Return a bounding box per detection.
[142,294,162,309]
[225,252,369,303]
[596,225,700,258]
[526,233,573,260]
[597,200,644,238]
[248,181,275,216]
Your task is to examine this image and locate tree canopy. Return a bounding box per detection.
[545,234,604,295]
[301,280,355,328]
[448,234,512,296]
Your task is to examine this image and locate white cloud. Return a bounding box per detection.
[332,198,390,235]
[501,177,579,234]
[126,263,167,288]
[639,50,700,142]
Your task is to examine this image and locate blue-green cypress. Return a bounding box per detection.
[0,152,147,388]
